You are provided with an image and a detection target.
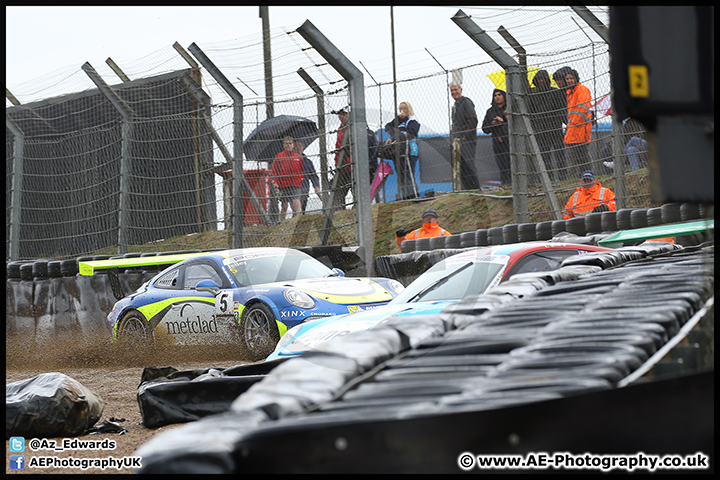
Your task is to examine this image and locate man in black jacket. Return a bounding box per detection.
[481,88,511,186]
[450,83,480,190]
[528,69,568,182]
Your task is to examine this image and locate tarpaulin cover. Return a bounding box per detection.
[6,372,104,438]
[137,359,285,429]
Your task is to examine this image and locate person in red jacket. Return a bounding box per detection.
[562,170,616,219]
[270,136,304,219]
[395,209,451,250]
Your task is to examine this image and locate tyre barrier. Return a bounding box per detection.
[131,244,713,473]
[630,208,648,228]
[615,208,635,230]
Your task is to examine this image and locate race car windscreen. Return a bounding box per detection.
[226,251,333,286]
[390,258,506,304]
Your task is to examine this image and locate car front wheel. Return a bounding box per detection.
[240,303,280,361]
[116,310,153,352]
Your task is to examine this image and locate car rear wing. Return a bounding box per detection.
[78,252,209,276]
[598,219,714,248]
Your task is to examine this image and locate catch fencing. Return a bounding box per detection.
[7,6,653,264]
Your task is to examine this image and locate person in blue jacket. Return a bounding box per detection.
[383,101,420,200]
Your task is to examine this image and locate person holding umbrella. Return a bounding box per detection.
[270,136,304,219]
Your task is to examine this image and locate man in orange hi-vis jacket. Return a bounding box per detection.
[563,68,593,180]
[563,170,616,219]
[395,209,451,250]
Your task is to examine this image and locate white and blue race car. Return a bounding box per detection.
[79,247,404,360]
[267,242,613,361]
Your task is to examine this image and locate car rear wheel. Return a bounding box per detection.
[116,310,153,352]
[240,303,280,361]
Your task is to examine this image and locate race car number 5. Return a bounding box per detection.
[216,291,234,315]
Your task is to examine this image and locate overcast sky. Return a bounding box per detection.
[6,6,489,91]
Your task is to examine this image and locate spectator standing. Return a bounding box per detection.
[295,139,321,214]
[332,107,352,210]
[450,83,481,190]
[528,69,568,182]
[383,101,420,200]
[553,66,572,90]
[395,209,451,250]
[270,136,304,219]
[562,170,616,219]
[481,88,511,186]
[563,68,593,179]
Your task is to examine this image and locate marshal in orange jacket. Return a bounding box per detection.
[396,221,451,250]
[562,180,616,219]
[564,82,592,145]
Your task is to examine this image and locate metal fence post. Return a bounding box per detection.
[296,20,374,275]
[81,62,135,255]
[6,115,24,260]
[188,43,245,249]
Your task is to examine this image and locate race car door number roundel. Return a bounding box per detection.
[215,291,234,316]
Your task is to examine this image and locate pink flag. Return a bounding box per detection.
[371,160,394,198]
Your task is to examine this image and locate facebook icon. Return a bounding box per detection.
[10,455,25,470]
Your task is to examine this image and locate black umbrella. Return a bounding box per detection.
[244,115,319,162]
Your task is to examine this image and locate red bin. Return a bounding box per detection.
[220,169,269,226]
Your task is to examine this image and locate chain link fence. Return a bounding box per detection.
[8,7,656,261]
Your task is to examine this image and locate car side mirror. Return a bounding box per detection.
[332,268,345,277]
[195,280,221,296]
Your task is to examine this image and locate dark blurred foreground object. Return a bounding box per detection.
[610,6,713,203]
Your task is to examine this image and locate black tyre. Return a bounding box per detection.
[535,221,553,241]
[20,263,34,281]
[616,208,634,230]
[600,211,617,232]
[475,229,489,246]
[551,220,567,237]
[502,224,519,244]
[240,303,281,361]
[680,203,700,222]
[646,206,663,226]
[415,237,431,251]
[518,223,537,242]
[584,212,603,234]
[566,216,586,236]
[32,260,49,280]
[460,231,476,248]
[47,260,62,278]
[116,310,154,350]
[429,236,446,250]
[401,239,416,253]
[60,259,78,276]
[630,209,648,229]
[660,203,682,224]
[445,234,462,249]
[488,226,504,245]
